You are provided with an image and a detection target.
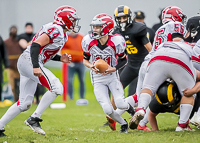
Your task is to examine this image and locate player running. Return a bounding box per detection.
[82,13,135,133]
[0,5,80,137]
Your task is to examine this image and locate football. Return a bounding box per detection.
[94,59,108,73]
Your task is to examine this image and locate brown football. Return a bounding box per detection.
[94,59,108,73]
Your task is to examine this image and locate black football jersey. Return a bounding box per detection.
[113,21,149,64]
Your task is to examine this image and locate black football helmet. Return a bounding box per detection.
[155,80,181,108]
[186,15,200,42]
[114,5,133,31]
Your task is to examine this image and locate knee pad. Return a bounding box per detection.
[101,103,113,115]
[17,95,33,112]
[51,78,63,95]
[115,97,129,110]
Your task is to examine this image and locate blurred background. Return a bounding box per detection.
[1,0,200,39]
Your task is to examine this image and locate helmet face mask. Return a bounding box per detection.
[90,13,114,39]
[114,5,133,31]
[54,5,81,33]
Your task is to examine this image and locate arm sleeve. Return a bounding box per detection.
[51,54,61,61]
[138,28,150,45]
[30,42,41,68]
[115,52,127,70]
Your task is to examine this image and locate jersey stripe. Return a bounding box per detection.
[148,56,194,77]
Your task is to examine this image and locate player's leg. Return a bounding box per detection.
[68,63,76,100]
[0,53,38,136]
[115,60,149,119]
[109,78,135,116]
[171,64,196,131]
[190,92,200,128]
[25,66,63,135]
[137,107,151,131]
[77,62,85,99]
[128,77,138,96]
[0,75,37,135]
[129,60,168,129]
[120,65,138,90]
[93,82,128,132]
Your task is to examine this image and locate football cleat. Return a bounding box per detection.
[106,115,116,131]
[175,120,195,131]
[120,119,128,133]
[129,108,145,130]
[25,116,45,135]
[0,129,6,137]
[126,104,135,117]
[190,112,200,127]
[137,125,151,131]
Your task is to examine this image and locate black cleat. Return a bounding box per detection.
[24,116,45,135]
[126,104,135,117]
[0,129,6,137]
[120,119,128,133]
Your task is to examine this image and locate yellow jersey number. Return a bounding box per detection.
[126,40,138,54]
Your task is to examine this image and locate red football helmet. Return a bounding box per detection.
[90,13,114,39]
[162,6,187,24]
[54,5,81,33]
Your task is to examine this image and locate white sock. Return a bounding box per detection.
[109,111,127,125]
[196,107,200,115]
[179,104,193,124]
[0,103,21,129]
[116,95,138,116]
[31,91,57,118]
[139,107,150,126]
[138,93,152,109]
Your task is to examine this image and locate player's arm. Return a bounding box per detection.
[148,110,159,131]
[183,70,200,97]
[31,33,50,77]
[138,27,152,52]
[144,42,152,52]
[51,54,72,63]
[83,52,98,73]
[103,52,127,75]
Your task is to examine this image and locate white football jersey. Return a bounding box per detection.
[145,21,187,60]
[82,34,126,67]
[25,22,67,64]
[158,41,194,58]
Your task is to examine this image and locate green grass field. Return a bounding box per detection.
[0,68,200,143]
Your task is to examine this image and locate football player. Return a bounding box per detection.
[128,6,189,130]
[185,14,200,43]
[82,13,135,133]
[104,5,152,130]
[130,31,200,131]
[0,5,79,137]
[113,5,152,96]
[149,80,200,131]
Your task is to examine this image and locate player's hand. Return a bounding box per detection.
[33,68,43,77]
[61,53,72,63]
[183,88,195,97]
[90,61,99,74]
[102,66,116,76]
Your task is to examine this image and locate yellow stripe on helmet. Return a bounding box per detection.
[167,83,174,102]
[114,8,118,17]
[155,93,162,104]
[173,103,180,113]
[123,6,129,15]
